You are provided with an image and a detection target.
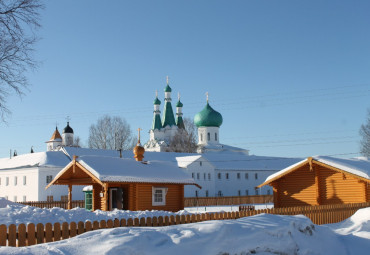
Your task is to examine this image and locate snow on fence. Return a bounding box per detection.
[1,202,369,247]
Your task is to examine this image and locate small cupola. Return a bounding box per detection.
[62,121,74,147]
[63,122,74,134]
[133,128,145,161]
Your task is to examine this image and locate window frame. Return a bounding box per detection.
[152,187,167,206]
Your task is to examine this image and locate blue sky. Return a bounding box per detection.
[1,0,370,158]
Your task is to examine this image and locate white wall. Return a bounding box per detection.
[214,170,275,197]
[184,159,215,197]
[0,166,84,202]
[0,167,39,202]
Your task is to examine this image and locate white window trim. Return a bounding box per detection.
[152,187,168,206]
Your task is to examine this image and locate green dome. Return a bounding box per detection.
[154,97,161,105]
[194,103,223,127]
[176,100,183,107]
[164,84,172,92]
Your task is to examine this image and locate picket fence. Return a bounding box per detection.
[184,195,273,207]
[1,202,369,247]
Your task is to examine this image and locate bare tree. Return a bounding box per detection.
[88,115,135,150]
[360,110,370,157]
[0,0,43,120]
[167,117,197,153]
[73,136,82,148]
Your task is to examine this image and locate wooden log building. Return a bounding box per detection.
[258,156,370,208]
[46,143,198,212]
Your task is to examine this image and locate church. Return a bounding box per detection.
[144,77,185,152]
[0,78,302,204]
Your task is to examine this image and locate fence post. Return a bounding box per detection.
[45,223,53,243]
[18,224,27,247]
[8,224,16,247]
[0,224,7,246]
[36,223,44,244]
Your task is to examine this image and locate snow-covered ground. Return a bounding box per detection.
[0,198,369,254]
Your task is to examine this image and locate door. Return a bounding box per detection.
[109,188,123,211]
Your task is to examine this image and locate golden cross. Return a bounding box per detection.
[166,75,169,85]
[155,90,158,98]
[66,116,71,122]
[178,92,180,101]
[137,128,142,143]
[206,92,209,102]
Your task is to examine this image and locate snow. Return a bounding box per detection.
[0,151,70,170]
[197,152,302,171]
[0,198,369,254]
[75,156,196,184]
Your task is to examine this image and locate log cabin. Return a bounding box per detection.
[46,142,199,211]
[257,156,370,208]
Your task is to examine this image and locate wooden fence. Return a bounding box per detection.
[2,202,369,247]
[19,200,85,209]
[18,196,273,210]
[184,195,273,207]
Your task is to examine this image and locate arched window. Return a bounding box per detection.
[207,132,210,141]
[200,134,203,142]
[215,133,217,141]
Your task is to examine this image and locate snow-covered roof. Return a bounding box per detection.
[61,147,120,159]
[125,150,301,171]
[262,156,370,185]
[176,155,203,168]
[315,156,370,180]
[76,156,196,185]
[0,151,70,170]
[199,152,302,171]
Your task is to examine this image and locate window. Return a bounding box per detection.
[237,173,240,179]
[205,190,209,197]
[200,161,202,166]
[23,176,26,185]
[200,134,203,142]
[215,133,217,141]
[14,176,17,186]
[13,196,17,202]
[197,173,200,180]
[207,132,210,141]
[238,190,241,196]
[255,173,258,180]
[46,175,53,184]
[203,173,206,180]
[192,173,194,179]
[218,191,222,197]
[208,173,211,180]
[23,196,26,202]
[267,190,271,195]
[47,196,53,202]
[218,173,221,179]
[245,190,249,196]
[255,189,259,195]
[195,190,198,197]
[226,173,229,179]
[6,177,9,186]
[245,173,249,179]
[152,187,167,206]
